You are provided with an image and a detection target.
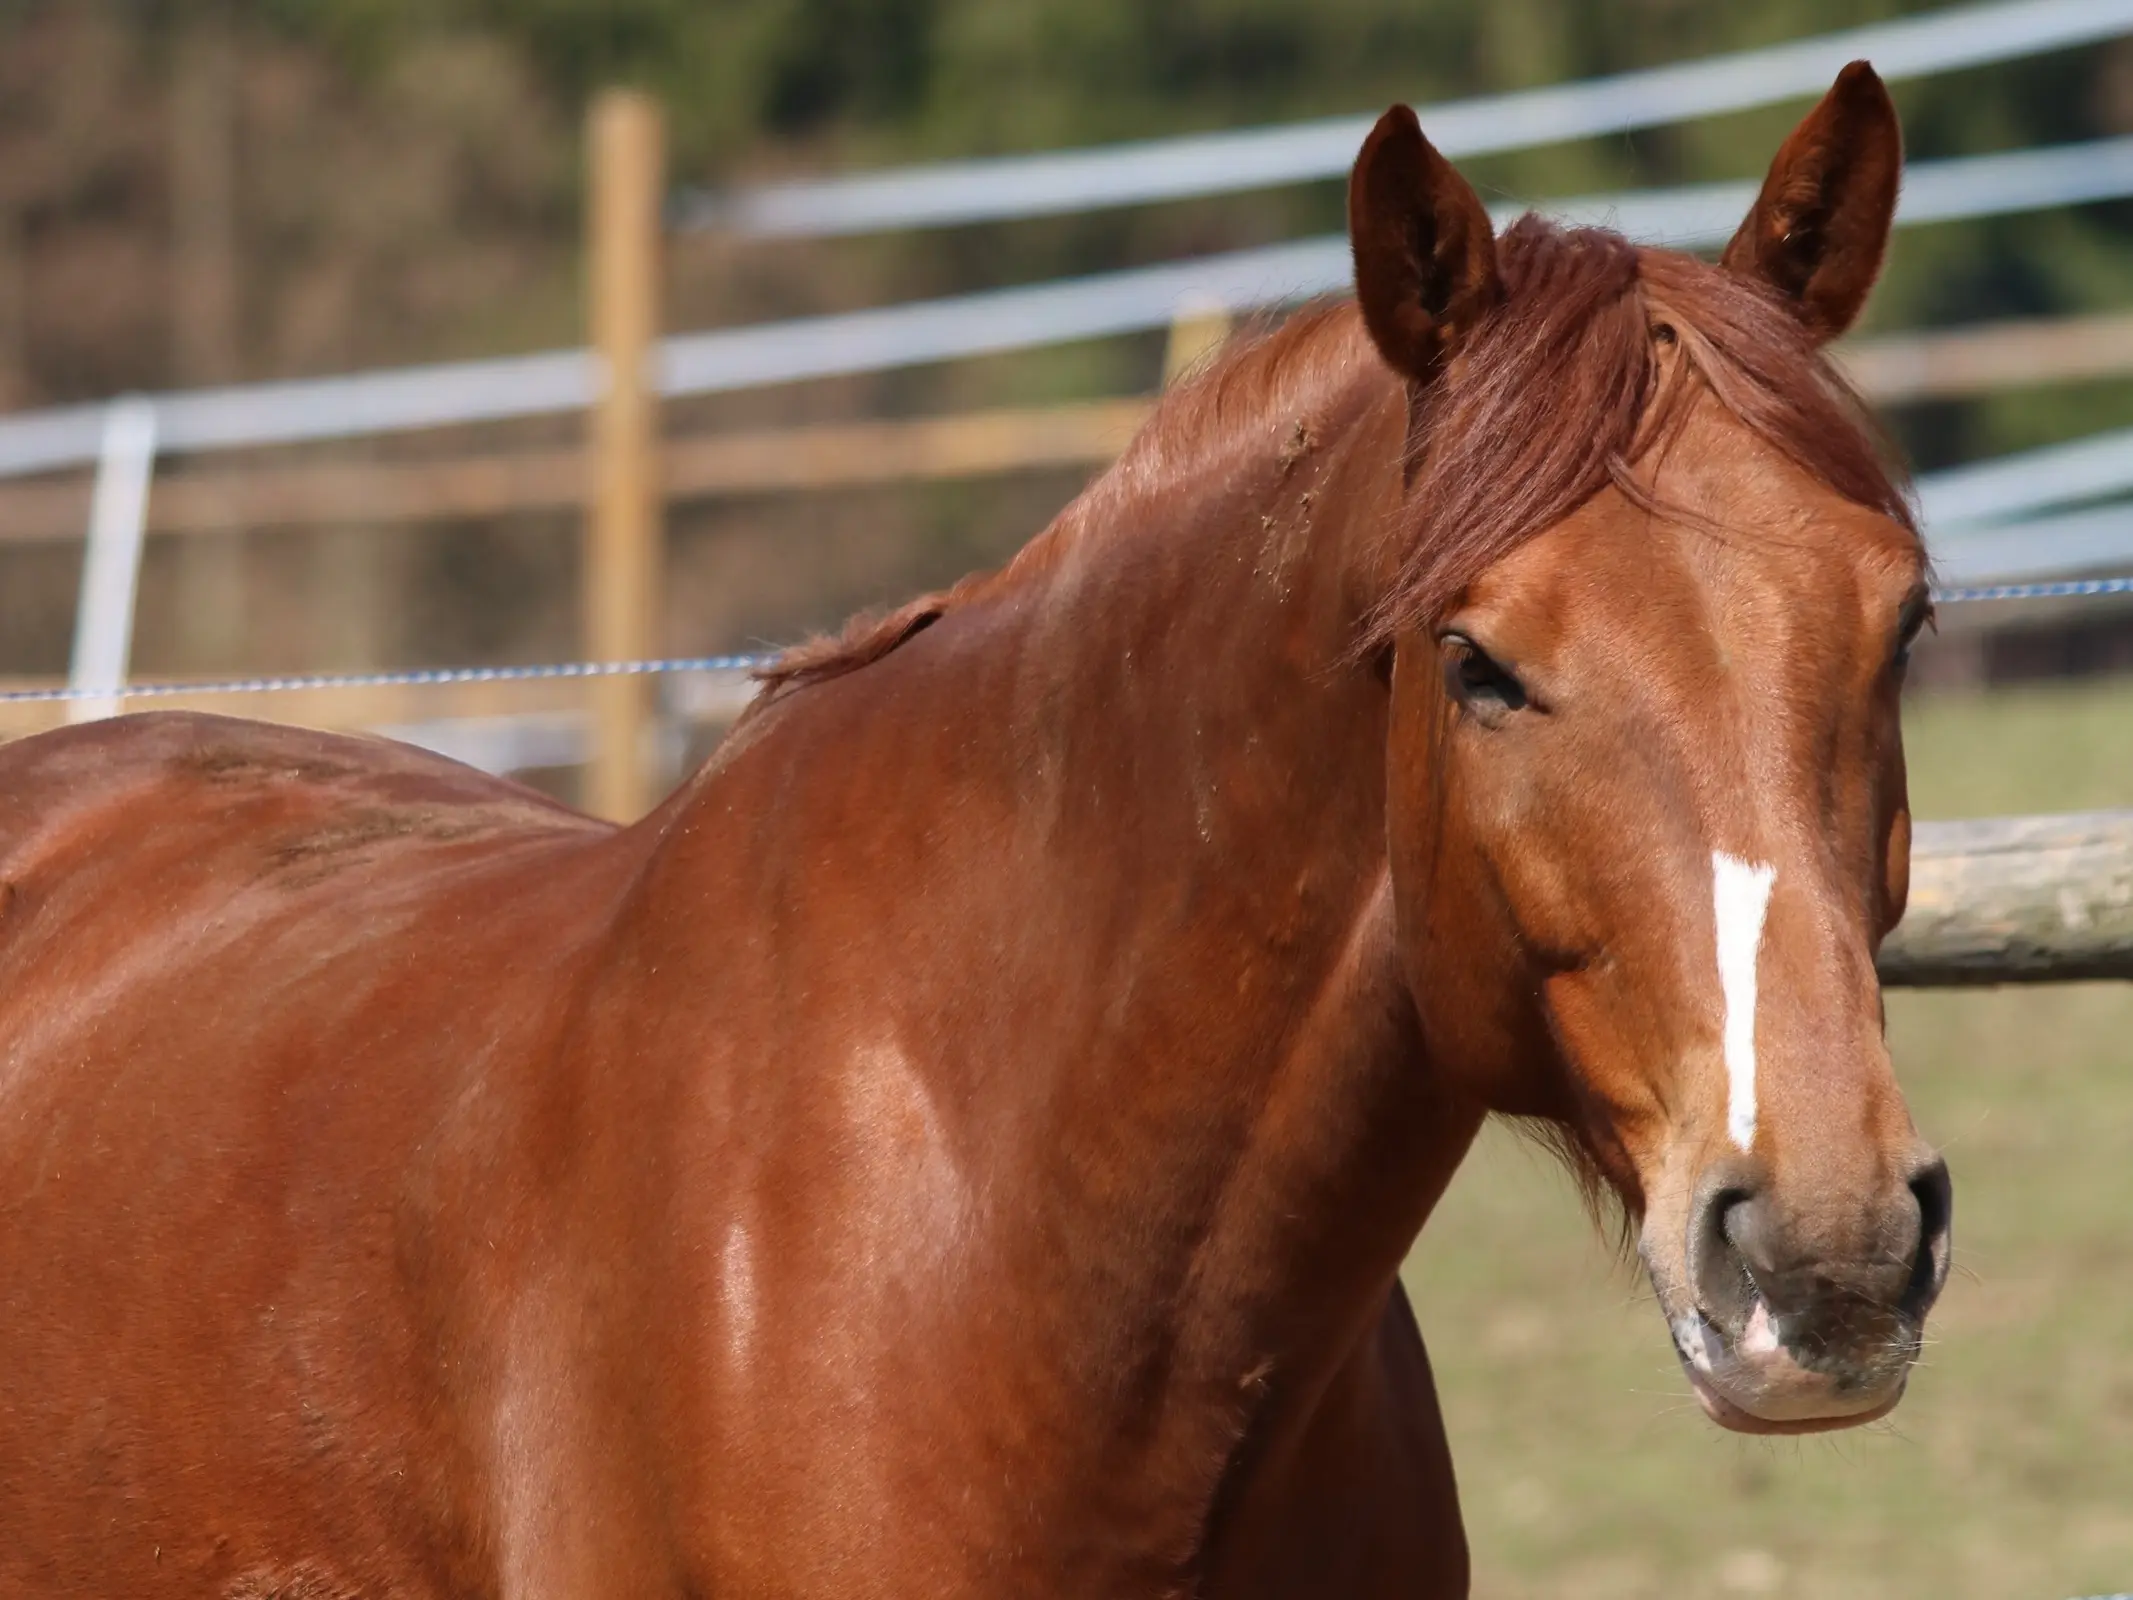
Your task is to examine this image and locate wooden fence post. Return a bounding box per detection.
[586,89,665,822]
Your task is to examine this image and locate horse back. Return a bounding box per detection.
[0,709,616,1009]
[0,708,603,873]
[0,712,639,1596]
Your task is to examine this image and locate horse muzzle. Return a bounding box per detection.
[1644,1149,1952,1435]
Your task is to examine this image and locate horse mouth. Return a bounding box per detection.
[1669,1307,1910,1436]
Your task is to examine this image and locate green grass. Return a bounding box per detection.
[1402,677,2133,1599]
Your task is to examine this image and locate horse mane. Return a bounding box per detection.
[748,303,1376,700]
[751,215,1915,697]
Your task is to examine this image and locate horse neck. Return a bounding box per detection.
[944,383,1483,1333]
[650,356,1481,1520]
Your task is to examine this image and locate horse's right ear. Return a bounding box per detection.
[1348,106,1502,385]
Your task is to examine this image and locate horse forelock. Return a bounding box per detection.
[1360,215,1918,646]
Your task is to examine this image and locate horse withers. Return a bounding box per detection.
[0,64,1944,1598]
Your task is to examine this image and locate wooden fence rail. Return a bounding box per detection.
[1880,810,2133,984]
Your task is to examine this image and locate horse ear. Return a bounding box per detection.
[1722,61,1901,343]
[1349,105,1502,384]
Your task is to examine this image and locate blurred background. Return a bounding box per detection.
[2,1,2131,1594]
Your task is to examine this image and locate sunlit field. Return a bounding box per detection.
[1403,678,2133,1600]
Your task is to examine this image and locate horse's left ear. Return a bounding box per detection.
[1349,105,1502,384]
[1723,60,1901,342]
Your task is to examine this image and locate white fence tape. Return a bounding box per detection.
[6,137,2133,482]
[1933,504,2133,584]
[0,350,594,485]
[1917,420,2133,529]
[678,0,2133,237]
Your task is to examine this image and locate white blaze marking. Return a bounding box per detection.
[1712,851,1777,1153]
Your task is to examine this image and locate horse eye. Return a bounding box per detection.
[1441,634,1528,719]
[1895,595,1935,669]
[1651,321,1678,346]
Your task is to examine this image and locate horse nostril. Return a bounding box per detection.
[1902,1155,1954,1317]
[1687,1162,1768,1331]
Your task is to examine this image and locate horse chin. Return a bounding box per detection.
[1681,1363,1904,1436]
[1667,1309,1909,1435]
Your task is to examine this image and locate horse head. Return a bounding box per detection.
[1355,64,1948,1435]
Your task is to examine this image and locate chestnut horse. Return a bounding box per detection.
[0,66,1947,1598]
